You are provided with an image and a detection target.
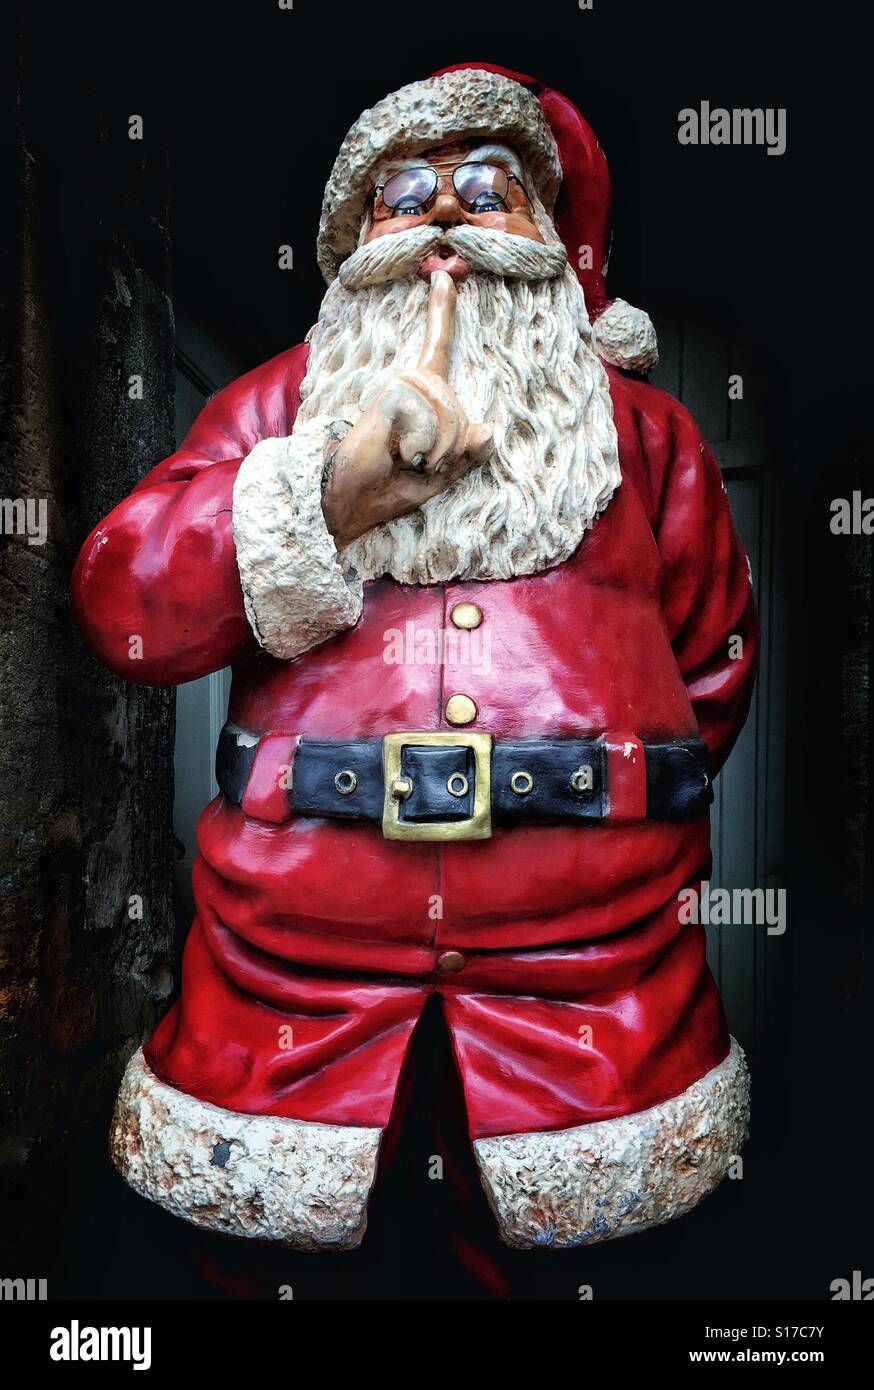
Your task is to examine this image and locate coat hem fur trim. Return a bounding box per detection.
[474,1038,748,1248]
[110,1049,382,1251]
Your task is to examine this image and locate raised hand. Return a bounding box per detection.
[321,271,493,549]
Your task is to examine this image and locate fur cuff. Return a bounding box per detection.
[592,298,659,373]
[233,419,363,661]
[474,1038,749,1249]
[110,1049,382,1251]
[318,69,562,283]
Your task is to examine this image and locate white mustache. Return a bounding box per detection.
[338,224,568,290]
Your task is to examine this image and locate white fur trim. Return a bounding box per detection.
[318,70,562,283]
[474,1039,749,1249]
[232,421,363,661]
[592,298,659,373]
[110,1049,382,1251]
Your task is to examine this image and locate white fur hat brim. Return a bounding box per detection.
[317,69,562,284]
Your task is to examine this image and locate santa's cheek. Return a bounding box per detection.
[364,216,429,243]
[464,212,545,243]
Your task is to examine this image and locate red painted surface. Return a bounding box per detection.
[71,66,758,1143]
[72,351,757,1140]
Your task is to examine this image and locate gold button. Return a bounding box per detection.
[450,602,483,630]
[445,694,477,725]
[437,950,466,974]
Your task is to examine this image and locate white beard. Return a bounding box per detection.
[295,251,621,586]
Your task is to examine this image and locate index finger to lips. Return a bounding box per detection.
[415,270,457,380]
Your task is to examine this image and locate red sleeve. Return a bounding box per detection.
[71,344,309,686]
[654,398,758,775]
[610,370,759,776]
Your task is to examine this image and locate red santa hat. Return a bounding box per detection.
[317,61,657,373]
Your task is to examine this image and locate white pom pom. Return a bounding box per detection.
[592,299,659,373]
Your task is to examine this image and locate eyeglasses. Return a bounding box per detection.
[374,163,529,216]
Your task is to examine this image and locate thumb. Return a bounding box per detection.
[464,420,494,461]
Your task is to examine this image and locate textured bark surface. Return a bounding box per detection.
[0,28,176,1248]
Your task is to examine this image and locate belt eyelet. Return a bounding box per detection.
[447,772,469,798]
[510,769,534,796]
[334,769,358,796]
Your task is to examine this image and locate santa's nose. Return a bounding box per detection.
[430,190,465,226]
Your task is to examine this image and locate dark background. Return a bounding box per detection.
[1,0,870,1300]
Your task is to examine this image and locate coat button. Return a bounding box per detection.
[450,602,483,630]
[437,950,466,974]
[445,694,477,725]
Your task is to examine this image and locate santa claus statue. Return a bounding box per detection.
[73,63,758,1256]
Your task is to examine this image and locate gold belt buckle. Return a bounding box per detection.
[382,732,493,841]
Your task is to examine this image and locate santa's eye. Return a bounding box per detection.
[380,168,438,215]
[453,163,513,212]
[470,193,506,212]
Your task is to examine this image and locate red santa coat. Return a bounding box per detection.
[72,343,758,1149]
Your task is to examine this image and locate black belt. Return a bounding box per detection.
[216,724,712,842]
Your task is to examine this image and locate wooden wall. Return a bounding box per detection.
[650,314,785,1059]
